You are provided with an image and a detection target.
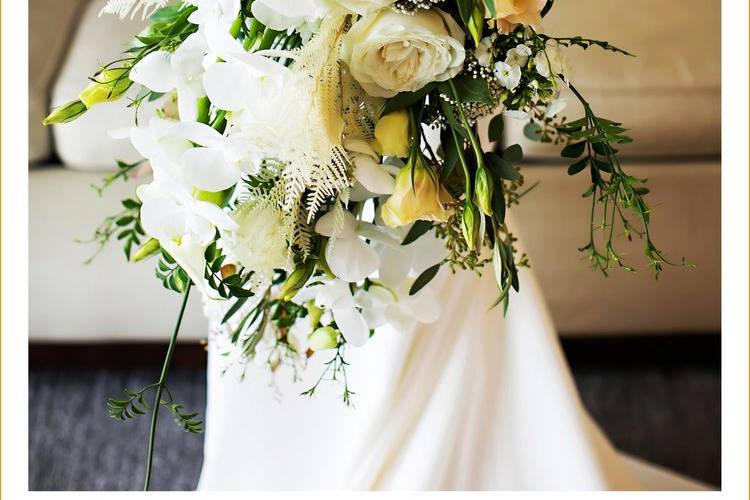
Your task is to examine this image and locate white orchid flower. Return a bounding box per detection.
[344,139,396,196]
[370,228,447,287]
[111,117,193,186]
[495,60,522,91]
[186,0,240,31]
[130,32,210,122]
[137,177,237,246]
[202,51,289,114]
[137,177,238,296]
[354,279,441,332]
[314,209,380,283]
[170,121,257,192]
[298,278,370,347]
[250,0,325,32]
[505,44,532,68]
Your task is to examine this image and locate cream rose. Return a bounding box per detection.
[342,8,465,98]
[489,0,546,33]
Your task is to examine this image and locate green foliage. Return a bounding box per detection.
[559,84,688,276]
[401,221,434,245]
[156,250,191,293]
[203,241,255,298]
[107,386,153,421]
[409,264,441,296]
[107,384,203,433]
[161,400,203,433]
[92,160,144,196]
[382,83,437,116]
[78,198,144,263]
[301,342,355,407]
[540,35,634,57]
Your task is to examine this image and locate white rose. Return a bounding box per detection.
[342,8,466,98]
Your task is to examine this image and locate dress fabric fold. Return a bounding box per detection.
[197,241,707,491]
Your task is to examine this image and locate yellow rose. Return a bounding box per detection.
[373,110,410,158]
[490,0,547,33]
[381,156,454,227]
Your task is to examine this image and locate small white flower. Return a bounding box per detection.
[534,41,571,82]
[545,97,567,118]
[474,37,493,67]
[494,61,522,91]
[505,44,532,68]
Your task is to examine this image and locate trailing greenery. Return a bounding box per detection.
[78,198,144,263]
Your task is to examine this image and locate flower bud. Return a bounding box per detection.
[461,202,480,251]
[278,261,315,301]
[381,155,454,227]
[132,238,160,263]
[467,6,484,46]
[308,326,339,352]
[373,109,410,158]
[306,301,324,328]
[220,264,237,279]
[79,68,131,108]
[42,99,87,125]
[474,166,494,216]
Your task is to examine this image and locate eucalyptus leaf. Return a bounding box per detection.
[409,264,440,296]
[402,221,434,245]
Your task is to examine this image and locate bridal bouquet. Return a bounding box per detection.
[44,0,681,489]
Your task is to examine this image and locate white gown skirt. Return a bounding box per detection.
[197,260,709,490]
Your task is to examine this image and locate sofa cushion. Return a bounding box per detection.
[51,2,158,171]
[503,0,720,158]
[29,0,87,164]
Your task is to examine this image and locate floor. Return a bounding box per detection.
[28,338,721,491]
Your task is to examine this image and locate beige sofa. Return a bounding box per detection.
[29,0,720,341]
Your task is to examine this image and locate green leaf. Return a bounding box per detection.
[561,141,586,158]
[488,114,504,143]
[402,221,434,246]
[409,264,441,296]
[456,0,475,25]
[567,158,589,176]
[381,83,436,115]
[523,122,542,141]
[483,0,497,16]
[502,144,523,163]
[442,75,492,105]
[486,153,521,181]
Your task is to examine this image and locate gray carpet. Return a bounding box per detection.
[29,358,720,490]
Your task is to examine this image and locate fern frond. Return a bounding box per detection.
[99,0,168,19]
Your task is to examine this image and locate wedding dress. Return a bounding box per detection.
[197,231,709,491]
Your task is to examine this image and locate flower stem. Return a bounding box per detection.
[143,286,192,491]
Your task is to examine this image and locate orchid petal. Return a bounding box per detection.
[353,155,395,195]
[333,307,369,347]
[130,51,178,93]
[181,147,241,192]
[325,236,379,282]
[202,62,252,111]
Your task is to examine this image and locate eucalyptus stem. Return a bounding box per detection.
[143,286,192,491]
